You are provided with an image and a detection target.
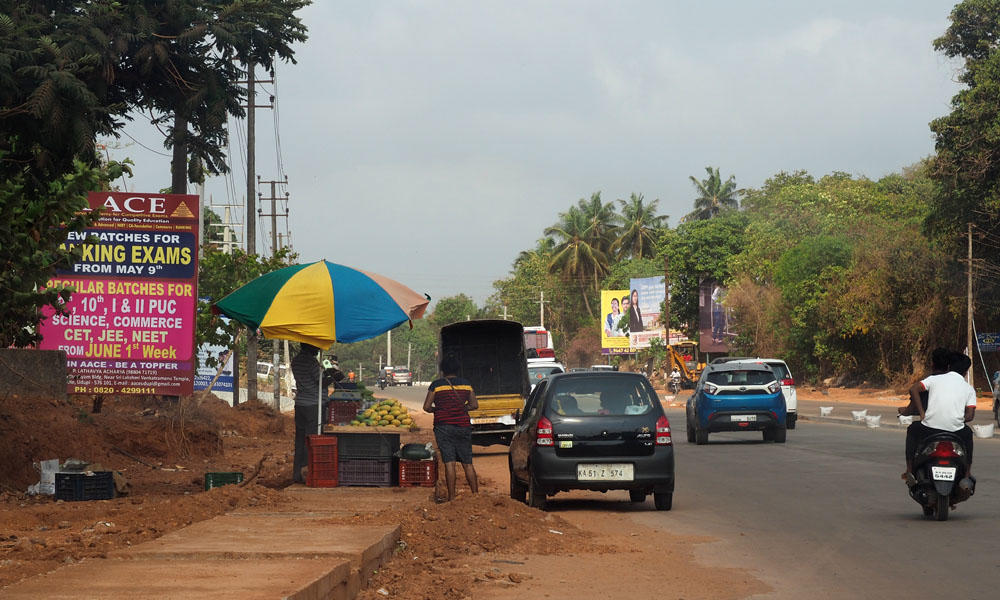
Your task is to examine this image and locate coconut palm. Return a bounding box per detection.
[612,193,667,259]
[576,191,619,255]
[545,206,608,318]
[514,236,556,269]
[686,167,739,221]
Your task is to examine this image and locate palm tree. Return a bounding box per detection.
[545,206,608,318]
[686,167,739,221]
[612,193,667,259]
[576,192,619,256]
[514,237,556,269]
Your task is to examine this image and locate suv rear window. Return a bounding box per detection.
[548,376,655,417]
[764,362,789,380]
[707,369,776,386]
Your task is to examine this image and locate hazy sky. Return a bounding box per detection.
[114,1,962,305]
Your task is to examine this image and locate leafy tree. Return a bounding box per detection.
[0,157,127,347]
[612,193,667,259]
[929,0,1000,240]
[659,212,749,337]
[197,245,297,365]
[546,205,609,318]
[686,166,739,221]
[429,294,482,329]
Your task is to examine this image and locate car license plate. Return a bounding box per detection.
[931,466,957,481]
[577,463,633,481]
[470,417,498,425]
[731,415,756,422]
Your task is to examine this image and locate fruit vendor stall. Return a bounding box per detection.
[309,393,436,488]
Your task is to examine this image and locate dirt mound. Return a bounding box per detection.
[352,492,612,600]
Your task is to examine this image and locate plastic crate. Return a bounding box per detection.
[398,459,437,488]
[307,435,338,487]
[334,432,400,459]
[326,401,361,425]
[55,471,116,501]
[204,471,244,491]
[338,457,396,487]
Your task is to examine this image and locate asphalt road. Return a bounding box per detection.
[385,384,999,599]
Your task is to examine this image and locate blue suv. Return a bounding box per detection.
[686,361,787,444]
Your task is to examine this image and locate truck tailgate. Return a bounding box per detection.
[469,394,524,424]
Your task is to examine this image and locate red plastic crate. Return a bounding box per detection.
[307,435,338,487]
[398,459,437,488]
[326,401,361,425]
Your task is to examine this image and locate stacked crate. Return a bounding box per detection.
[335,432,400,486]
[326,390,364,425]
[306,435,338,487]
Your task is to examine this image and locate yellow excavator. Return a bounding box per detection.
[666,340,704,387]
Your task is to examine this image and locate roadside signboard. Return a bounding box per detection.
[39,192,199,396]
[977,333,999,353]
[601,289,633,355]
[628,276,667,349]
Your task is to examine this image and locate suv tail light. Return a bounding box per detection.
[655,415,672,445]
[536,416,554,446]
[781,377,795,386]
[766,381,780,394]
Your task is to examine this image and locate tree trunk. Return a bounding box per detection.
[579,278,594,318]
[171,112,188,194]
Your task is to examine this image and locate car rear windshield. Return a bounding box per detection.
[764,362,789,380]
[548,376,655,417]
[707,369,776,386]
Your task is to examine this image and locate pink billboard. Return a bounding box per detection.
[39,192,199,396]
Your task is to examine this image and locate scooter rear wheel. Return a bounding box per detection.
[933,493,949,521]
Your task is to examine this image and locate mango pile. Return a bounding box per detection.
[351,398,414,428]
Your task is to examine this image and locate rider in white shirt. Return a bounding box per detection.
[900,349,976,484]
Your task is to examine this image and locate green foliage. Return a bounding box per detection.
[0,156,128,347]
[197,246,297,365]
[660,212,749,337]
[686,166,739,221]
[429,294,482,328]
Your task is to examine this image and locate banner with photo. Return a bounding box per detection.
[600,290,633,355]
[699,278,733,353]
[628,276,666,349]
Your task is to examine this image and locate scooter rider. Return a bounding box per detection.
[899,348,976,486]
[669,368,681,391]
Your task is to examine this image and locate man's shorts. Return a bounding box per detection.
[434,424,474,464]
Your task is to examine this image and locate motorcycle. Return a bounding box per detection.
[669,376,681,394]
[908,431,975,521]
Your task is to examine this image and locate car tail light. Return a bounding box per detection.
[929,441,958,458]
[766,381,780,394]
[782,377,795,386]
[704,382,719,395]
[655,415,672,445]
[536,416,554,446]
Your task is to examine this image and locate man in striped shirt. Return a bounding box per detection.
[423,355,479,501]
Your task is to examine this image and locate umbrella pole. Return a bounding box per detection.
[317,358,323,435]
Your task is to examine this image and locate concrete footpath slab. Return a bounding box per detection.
[1,557,354,600]
[2,492,404,600]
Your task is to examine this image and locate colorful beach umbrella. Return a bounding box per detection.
[213,260,430,350]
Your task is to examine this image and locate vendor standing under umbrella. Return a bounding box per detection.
[423,355,479,501]
[290,344,342,484]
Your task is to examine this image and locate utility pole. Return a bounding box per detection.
[243,61,275,406]
[538,291,546,327]
[246,60,257,406]
[502,305,508,320]
[664,255,670,346]
[407,343,412,369]
[967,222,974,388]
[259,175,290,411]
[387,330,392,367]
